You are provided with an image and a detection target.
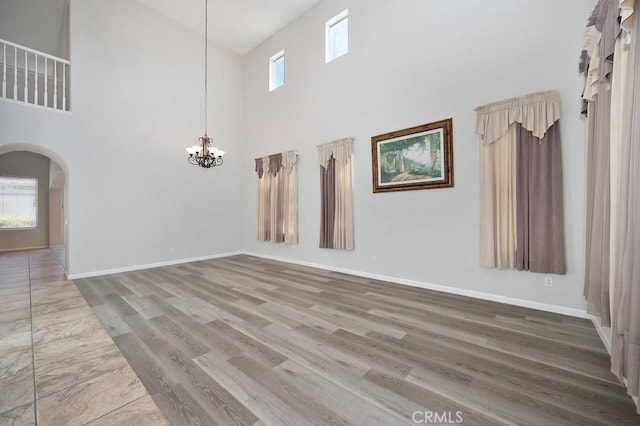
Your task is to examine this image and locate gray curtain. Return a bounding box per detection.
[320,157,336,249]
[254,158,264,178]
[515,123,566,274]
[584,103,612,325]
[611,0,640,405]
[583,0,618,326]
[269,153,282,175]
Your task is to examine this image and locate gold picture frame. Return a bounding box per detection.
[371,118,454,193]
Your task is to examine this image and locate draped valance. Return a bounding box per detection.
[282,150,298,172]
[475,91,561,144]
[255,150,298,178]
[318,137,354,168]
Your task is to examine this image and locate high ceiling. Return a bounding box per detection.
[136,0,323,55]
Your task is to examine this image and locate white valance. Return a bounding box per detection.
[282,150,298,171]
[475,91,561,145]
[582,24,603,102]
[318,137,354,168]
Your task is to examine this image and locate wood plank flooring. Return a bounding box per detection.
[0,248,167,425]
[71,254,640,425]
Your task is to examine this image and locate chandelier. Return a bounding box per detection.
[186,0,225,168]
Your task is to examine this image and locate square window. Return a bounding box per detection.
[0,176,37,229]
[326,9,349,63]
[269,50,285,91]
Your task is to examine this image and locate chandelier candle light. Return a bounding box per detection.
[186,0,225,168]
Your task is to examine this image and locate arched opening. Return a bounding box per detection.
[0,143,70,275]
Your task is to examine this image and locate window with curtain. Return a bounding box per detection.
[475,90,566,274]
[580,0,640,408]
[318,137,354,250]
[254,150,298,244]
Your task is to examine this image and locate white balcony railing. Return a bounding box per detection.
[1,39,70,112]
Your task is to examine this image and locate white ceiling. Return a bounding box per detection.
[136,0,323,55]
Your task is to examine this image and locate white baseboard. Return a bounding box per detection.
[590,319,639,409]
[590,316,612,355]
[67,249,591,319]
[0,245,48,253]
[242,251,591,319]
[67,251,244,280]
[624,378,640,408]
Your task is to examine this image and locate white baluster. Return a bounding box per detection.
[2,44,6,98]
[13,46,17,100]
[34,55,38,105]
[53,60,58,109]
[44,57,48,108]
[62,63,66,111]
[0,40,70,109]
[24,50,28,102]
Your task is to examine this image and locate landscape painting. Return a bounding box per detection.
[371,118,454,193]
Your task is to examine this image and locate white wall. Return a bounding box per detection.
[0,0,69,58]
[66,0,244,275]
[49,161,65,246]
[242,0,590,311]
[0,0,245,276]
[49,188,64,247]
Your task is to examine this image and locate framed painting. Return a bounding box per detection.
[371,118,453,193]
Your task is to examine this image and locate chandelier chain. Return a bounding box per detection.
[204,0,208,136]
[185,0,224,168]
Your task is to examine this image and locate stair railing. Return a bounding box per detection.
[1,39,70,112]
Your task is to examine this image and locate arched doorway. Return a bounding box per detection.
[0,144,70,275]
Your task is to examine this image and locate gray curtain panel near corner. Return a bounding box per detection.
[585,101,612,325]
[515,123,566,274]
[611,0,640,405]
[583,0,617,326]
[320,157,336,249]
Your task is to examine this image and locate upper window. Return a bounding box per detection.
[326,9,349,63]
[269,50,285,91]
[0,177,37,229]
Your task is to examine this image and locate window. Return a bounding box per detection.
[318,138,354,250]
[269,50,285,91]
[476,91,565,273]
[0,177,37,229]
[326,9,349,63]
[255,151,298,244]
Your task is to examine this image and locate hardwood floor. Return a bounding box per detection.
[70,254,639,425]
[2,249,637,424]
[0,249,167,425]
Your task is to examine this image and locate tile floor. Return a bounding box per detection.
[0,248,167,425]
